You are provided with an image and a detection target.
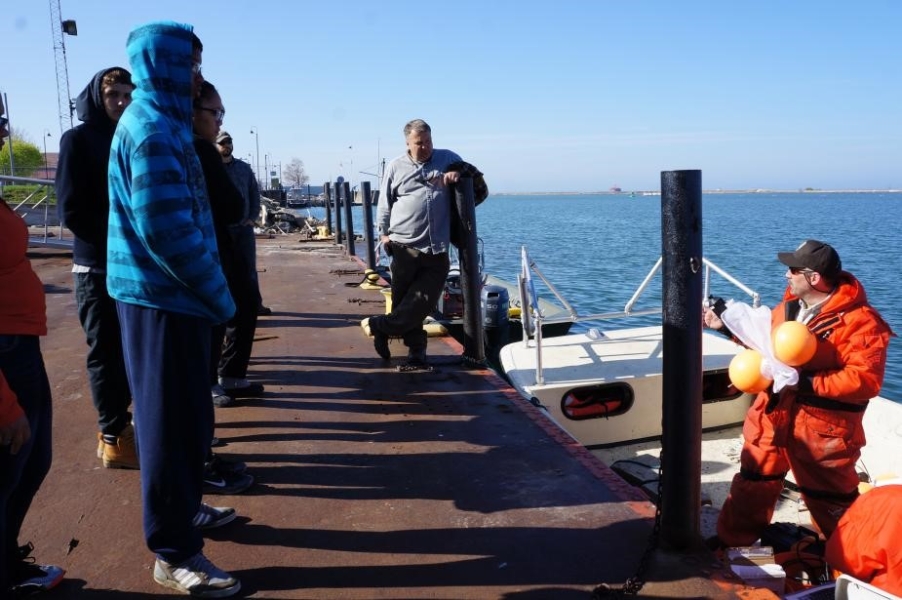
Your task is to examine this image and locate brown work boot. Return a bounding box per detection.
[96,432,104,459]
[101,423,139,469]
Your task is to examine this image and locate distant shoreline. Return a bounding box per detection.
[491,189,902,196]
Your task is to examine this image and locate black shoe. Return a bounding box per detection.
[203,462,254,495]
[207,453,247,475]
[191,504,237,530]
[257,305,272,316]
[10,543,65,596]
[407,350,427,364]
[220,379,265,398]
[705,535,726,552]
[373,330,391,360]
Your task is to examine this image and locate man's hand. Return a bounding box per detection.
[1,415,31,455]
[442,171,460,185]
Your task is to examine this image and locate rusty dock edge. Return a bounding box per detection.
[23,237,777,599]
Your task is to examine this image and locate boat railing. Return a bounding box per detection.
[516,245,761,385]
[1,174,72,249]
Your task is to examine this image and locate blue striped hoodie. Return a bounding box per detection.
[107,21,234,322]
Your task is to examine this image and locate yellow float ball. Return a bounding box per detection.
[772,321,817,366]
[729,349,773,394]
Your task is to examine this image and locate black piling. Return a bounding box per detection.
[334,181,343,246]
[659,169,704,550]
[323,182,333,236]
[454,177,485,363]
[361,181,376,270]
[343,181,355,256]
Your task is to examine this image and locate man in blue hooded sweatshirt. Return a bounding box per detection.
[56,67,138,470]
[107,21,240,597]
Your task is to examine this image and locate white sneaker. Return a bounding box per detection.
[153,552,240,597]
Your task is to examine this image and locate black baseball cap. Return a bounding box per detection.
[777,239,842,277]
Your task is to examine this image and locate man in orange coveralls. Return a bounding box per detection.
[703,240,894,548]
[824,484,902,597]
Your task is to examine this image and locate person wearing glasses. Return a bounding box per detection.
[56,67,138,470]
[192,80,256,494]
[107,22,240,597]
[704,239,894,550]
[0,94,66,597]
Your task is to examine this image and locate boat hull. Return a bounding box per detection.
[499,326,754,447]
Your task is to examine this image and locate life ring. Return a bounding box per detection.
[561,384,632,420]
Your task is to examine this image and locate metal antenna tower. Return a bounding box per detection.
[49,0,76,135]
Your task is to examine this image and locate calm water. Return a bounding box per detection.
[319,191,902,402]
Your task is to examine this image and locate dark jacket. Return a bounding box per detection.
[56,67,125,269]
[193,137,245,282]
[446,160,488,249]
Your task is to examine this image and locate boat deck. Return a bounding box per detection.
[22,236,776,599]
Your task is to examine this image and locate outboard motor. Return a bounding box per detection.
[440,270,464,319]
[481,284,510,362]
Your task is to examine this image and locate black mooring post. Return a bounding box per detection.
[323,182,332,235]
[454,177,485,363]
[361,181,376,270]
[342,181,355,256]
[334,181,343,246]
[660,169,704,550]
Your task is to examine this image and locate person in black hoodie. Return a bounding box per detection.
[192,80,255,495]
[56,67,138,469]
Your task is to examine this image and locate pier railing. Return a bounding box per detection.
[517,245,760,385]
[1,174,72,249]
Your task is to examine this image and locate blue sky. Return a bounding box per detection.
[5,1,901,193]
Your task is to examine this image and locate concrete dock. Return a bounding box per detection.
[21,236,775,599]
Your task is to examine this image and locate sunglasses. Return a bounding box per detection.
[789,267,815,275]
[0,116,8,129]
[196,107,225,122]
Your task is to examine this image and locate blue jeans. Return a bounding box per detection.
[117,302,212,564]
[0,335,53,591]
[74,272,131,436]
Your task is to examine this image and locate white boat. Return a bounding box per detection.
[499,246,902,536]
[500,246,761,447]
[501,325,754,447]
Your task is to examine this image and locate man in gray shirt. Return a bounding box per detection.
[366,119,461,367]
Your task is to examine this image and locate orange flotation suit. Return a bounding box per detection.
[824,485,902,597]
[717,272,894,547]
